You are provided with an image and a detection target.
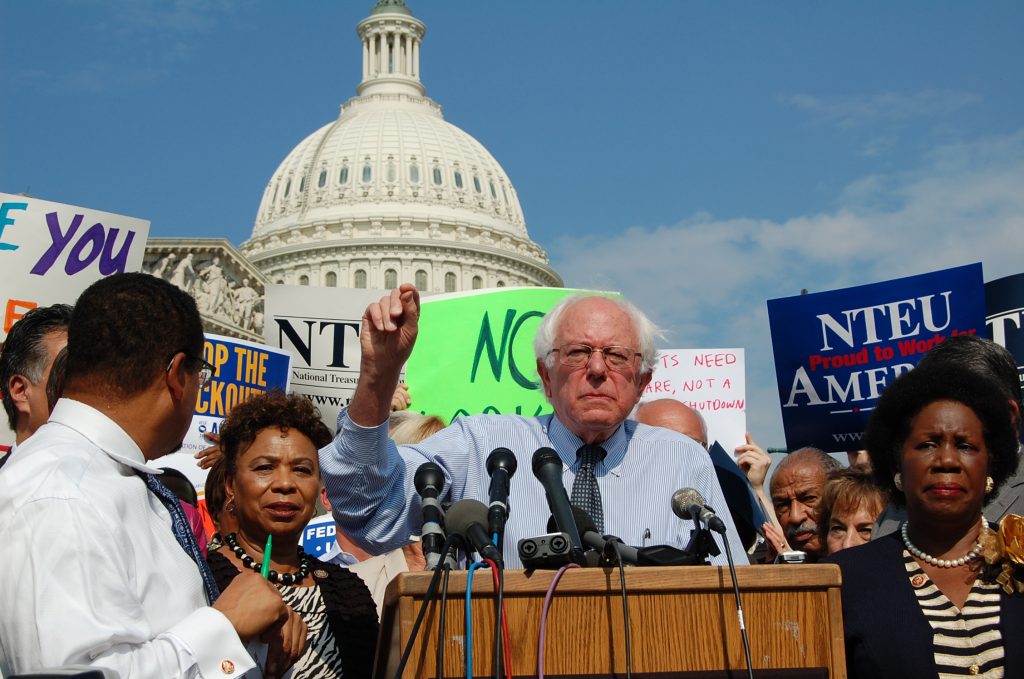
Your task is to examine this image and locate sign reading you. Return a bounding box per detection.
[767,263,986,451]
[0,192,149,340]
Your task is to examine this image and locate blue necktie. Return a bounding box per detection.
[571,444,607,534]
[142,472,221,603]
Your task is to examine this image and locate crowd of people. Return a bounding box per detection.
[0,272,1022,678]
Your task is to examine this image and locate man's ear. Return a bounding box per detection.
[7,375,32,417]
[164,352,188,400]
[1009,399,1021,433]
[537,358,552,398]
[635,369,653,403]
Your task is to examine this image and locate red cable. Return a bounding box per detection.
[484,559,514,679]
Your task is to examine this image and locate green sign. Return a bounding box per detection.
[405,288,619,424]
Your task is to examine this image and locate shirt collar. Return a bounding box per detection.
[48,398,154,474]
[547,414,630,477]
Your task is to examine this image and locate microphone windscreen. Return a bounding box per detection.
[445,498,490,536]
[671,487,706,519]
[547,504,597,535]
[486,447,518,476]
[531,447,561,476]
[414,462,445,494]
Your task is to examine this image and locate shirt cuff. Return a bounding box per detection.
[163,606,256,678]
[339,409,391,465]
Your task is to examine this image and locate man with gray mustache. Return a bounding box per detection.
[770,447,841,561]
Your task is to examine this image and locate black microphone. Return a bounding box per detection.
[414,462,447,570]
[486,447,518,541]
[446,499,504,567]
[671,487,727,534]
[547,505,638,566]
[531,447,585,562]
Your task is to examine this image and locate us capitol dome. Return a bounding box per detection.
[145,0,562,340]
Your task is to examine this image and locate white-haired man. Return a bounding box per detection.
[320,285,746,567]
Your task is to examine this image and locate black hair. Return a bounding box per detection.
[157,467,199,507]
[865,363,1020,507]
[65,273,203,398]
[0,304,73,428]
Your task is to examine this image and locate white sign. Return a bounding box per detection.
[640,348,747,455]
[264,285,397,432]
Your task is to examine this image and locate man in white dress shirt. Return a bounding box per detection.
[0,273,301,678]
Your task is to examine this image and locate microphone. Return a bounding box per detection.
[547,505,638,566]
[414,462,448,570]
[531,447,585,562]
[446,499,504,567]
[486,447,518,540]
[671,487,727,534]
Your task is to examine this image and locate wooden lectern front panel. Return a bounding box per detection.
[376,565,846,679]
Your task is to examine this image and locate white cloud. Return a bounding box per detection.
[549,130,1024,447]
[785,89,981,128]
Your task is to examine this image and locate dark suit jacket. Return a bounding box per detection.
[827,533,1024,679]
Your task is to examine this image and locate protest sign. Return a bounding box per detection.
[150,334,292,491]
[404,287,618,424]
[265,285,394,431]
[986,272,1024,391]
[0,193,149,445]
[299,514,339,562]
[0,193,149,340]
[640,348,746,454]
[767,263,986,451]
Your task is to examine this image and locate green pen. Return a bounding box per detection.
[261,534,273,578]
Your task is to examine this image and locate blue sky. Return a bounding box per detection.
[3,0,1023,446]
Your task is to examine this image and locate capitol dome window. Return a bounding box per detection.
[284,180,291,198]
[454,170,464,189]
[339,165,350,184]
[299,176,307,192]
[444,272,457,292]
[432,166,443,186]
[386,157,397,183]
[415,270,427,290]
[489,180,497,199]
[326,271,337,287]
[384,268,398,289]
[496,280,505,287]
[473,175,482,193]
[362,164,372,184]
[299,275,309,286]
[354,269,367,289]
[409,163,420,184]
[318,170,327,188]
[472,275,482,290]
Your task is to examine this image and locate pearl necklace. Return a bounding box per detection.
[226,532,311,585]
[900,521,985,568]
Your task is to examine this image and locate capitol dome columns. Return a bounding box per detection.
[358,0,425,97]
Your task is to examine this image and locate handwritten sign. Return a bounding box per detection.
[0,193,149,340]
[150,334,292,490]
[767,263,986,451]
[640,348,747,454]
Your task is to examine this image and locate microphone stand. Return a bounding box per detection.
[683,509,720,564]
[721,532,755,679]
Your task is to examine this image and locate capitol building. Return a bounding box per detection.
[145,0,562,341]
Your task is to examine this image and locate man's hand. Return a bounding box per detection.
[349,284,420,427]
[263,606,308,679]
[391,383,412,412]
[734,433,770,491]
[212,571,288,640]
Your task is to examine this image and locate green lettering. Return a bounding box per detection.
[470,309,516,383]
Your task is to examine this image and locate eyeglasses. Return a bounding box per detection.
[549,343,641,371]
[166,352,217,389]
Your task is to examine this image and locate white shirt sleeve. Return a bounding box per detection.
[0,496,254,678]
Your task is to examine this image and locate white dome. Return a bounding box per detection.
[242,1,560,290]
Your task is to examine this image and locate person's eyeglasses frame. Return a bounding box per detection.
[548,343,642,372]
[166,351,217,390]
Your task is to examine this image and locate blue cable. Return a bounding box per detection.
[465,561,487,679]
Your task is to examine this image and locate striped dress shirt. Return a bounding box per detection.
[320,411,749,569]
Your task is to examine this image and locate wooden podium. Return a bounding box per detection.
[375,564,846,679]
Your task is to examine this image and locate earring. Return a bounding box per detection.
[226,497,235,513]
[986,476,994,494]
[894,473,902,491]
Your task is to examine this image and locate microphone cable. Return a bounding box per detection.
[465,561,487,679]
[434,564,452,679]
[609,541,633,679]
[392,532,462,679]
[536,563,580,679]
[721,534,755,679]
[484,558,513,679]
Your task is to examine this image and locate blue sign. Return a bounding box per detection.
[986,272,1024,393]
[767,263,986,451]
[299,514,338,560]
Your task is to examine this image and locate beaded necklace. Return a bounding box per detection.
[226,532,311,585]
[900,520,986,569]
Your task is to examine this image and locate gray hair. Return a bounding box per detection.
[533,294,663,376]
